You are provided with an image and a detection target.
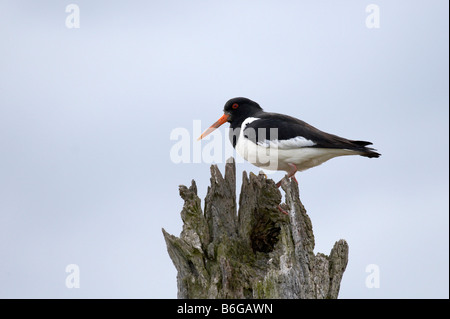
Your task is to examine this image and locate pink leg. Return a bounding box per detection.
[276,163,298,187]
[277,205,289,215]
[276,163,298,215]
[286,163,298,183]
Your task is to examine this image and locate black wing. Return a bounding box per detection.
[242,113,380,157]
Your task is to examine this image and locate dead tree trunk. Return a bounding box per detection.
[162,158,349,299]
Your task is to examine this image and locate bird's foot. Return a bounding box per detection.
[277,205,289,215]
[276,176,298,187]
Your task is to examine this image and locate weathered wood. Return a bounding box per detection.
[162,158,348,299]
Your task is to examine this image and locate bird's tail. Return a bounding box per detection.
[351,140,381,158]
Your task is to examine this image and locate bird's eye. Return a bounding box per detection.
[232,103,239,109]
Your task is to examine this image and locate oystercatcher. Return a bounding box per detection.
[198,97,380,188]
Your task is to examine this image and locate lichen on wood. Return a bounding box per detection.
[162,158,349,299]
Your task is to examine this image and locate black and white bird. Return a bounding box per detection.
[198,97,380,187]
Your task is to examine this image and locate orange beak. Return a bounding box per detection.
[197,113,230,140]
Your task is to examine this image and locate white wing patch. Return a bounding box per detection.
[257,136,316,149]
[240,117,316,149]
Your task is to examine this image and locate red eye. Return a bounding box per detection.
[232,103,239,109]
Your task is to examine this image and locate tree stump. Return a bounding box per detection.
[162,158,349,299]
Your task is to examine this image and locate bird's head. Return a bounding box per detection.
[197,97,262,140]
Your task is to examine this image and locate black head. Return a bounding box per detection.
[223,97,263,127]
[197,97,263,140]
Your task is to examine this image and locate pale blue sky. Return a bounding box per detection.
[0,0,448,298]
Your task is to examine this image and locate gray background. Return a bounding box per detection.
[0,0,448,298]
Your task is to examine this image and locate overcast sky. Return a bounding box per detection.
[0,0,448,298]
